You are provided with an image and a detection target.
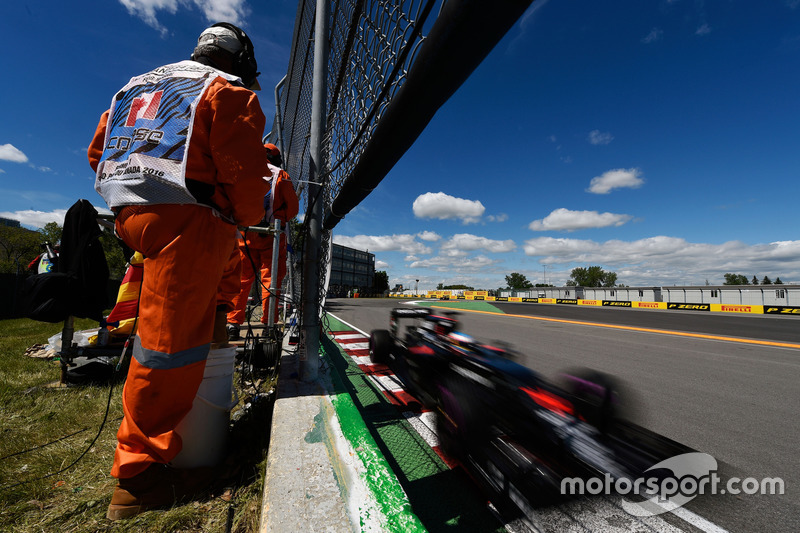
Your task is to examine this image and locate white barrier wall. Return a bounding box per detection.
[501,285,799,306]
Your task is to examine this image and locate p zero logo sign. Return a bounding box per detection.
[557,299,578,305]
[521,298,539,303]
[125,90,163,126]
[765,306,800,316]
[495,297,508,301]
[667,303,710,311]
[602,301,632,307]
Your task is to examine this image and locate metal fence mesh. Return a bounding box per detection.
[267,0,446,320]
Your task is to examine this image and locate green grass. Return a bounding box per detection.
[0,317,273,533]
[417,299,505,314]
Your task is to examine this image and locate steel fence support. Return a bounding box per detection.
[267,219,281,327]
[300,0,330,382]
[273,75,287,156]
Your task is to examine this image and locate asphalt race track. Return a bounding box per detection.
[323,297,799,533]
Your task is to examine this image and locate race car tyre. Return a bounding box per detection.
[558,368,622,433]
[435,374,488,460]
[435,392,460,459]
[369,329,392,364]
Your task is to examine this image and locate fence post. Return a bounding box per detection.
[267,219,281,327]
[300,0,330,382]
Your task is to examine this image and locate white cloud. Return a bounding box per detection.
[417,230,441,242]
[0,144,28,163]
[642,28,664,44]
[587,168,644,194]
[0,209,68,229]
[441,233,516,253]
[375,260,388,270]
[409,254,499,273]
[195,0,250,24]
[1,206,115,230]
[118,0,250,35]
[695,23,711,36]
[507,0,551,52]
[367,231,800,289]
[412,192,485,224]
[487,213,508,223]
[332,233,431,255]
[588,130,614,145]
[529,208,633,232]
[522,236,800,285]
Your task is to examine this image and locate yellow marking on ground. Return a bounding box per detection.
[431,305,800,350]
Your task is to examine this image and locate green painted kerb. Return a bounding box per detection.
[417,299,505,314]
[321,318,427,533]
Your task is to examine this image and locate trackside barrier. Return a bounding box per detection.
[386,295,800,316]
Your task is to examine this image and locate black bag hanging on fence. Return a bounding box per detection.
[21,199,110,323]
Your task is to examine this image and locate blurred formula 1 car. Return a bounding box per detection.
[369,307,678,530]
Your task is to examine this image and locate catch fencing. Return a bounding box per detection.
[267,0,534,379]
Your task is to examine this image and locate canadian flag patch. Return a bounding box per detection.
[125,90,163,127]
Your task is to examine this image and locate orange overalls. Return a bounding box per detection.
[227,166,299,324]
[89,73,269,479]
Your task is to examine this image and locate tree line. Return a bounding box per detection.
[500,268,789,291]
[504,266,618,291]
[425,269,618,294]
[722,273,784,285]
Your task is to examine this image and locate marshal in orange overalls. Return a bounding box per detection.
[89,74,269,480]
[227,148,299,325]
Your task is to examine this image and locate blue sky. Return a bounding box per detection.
[2,1,800,291]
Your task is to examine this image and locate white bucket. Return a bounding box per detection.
[171,345,238,468]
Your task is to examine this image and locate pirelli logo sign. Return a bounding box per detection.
[764,306,800,316]
[721,305,749,312]
[717,304,762,314]
[602,300,632,307]
[667,303,710,311]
